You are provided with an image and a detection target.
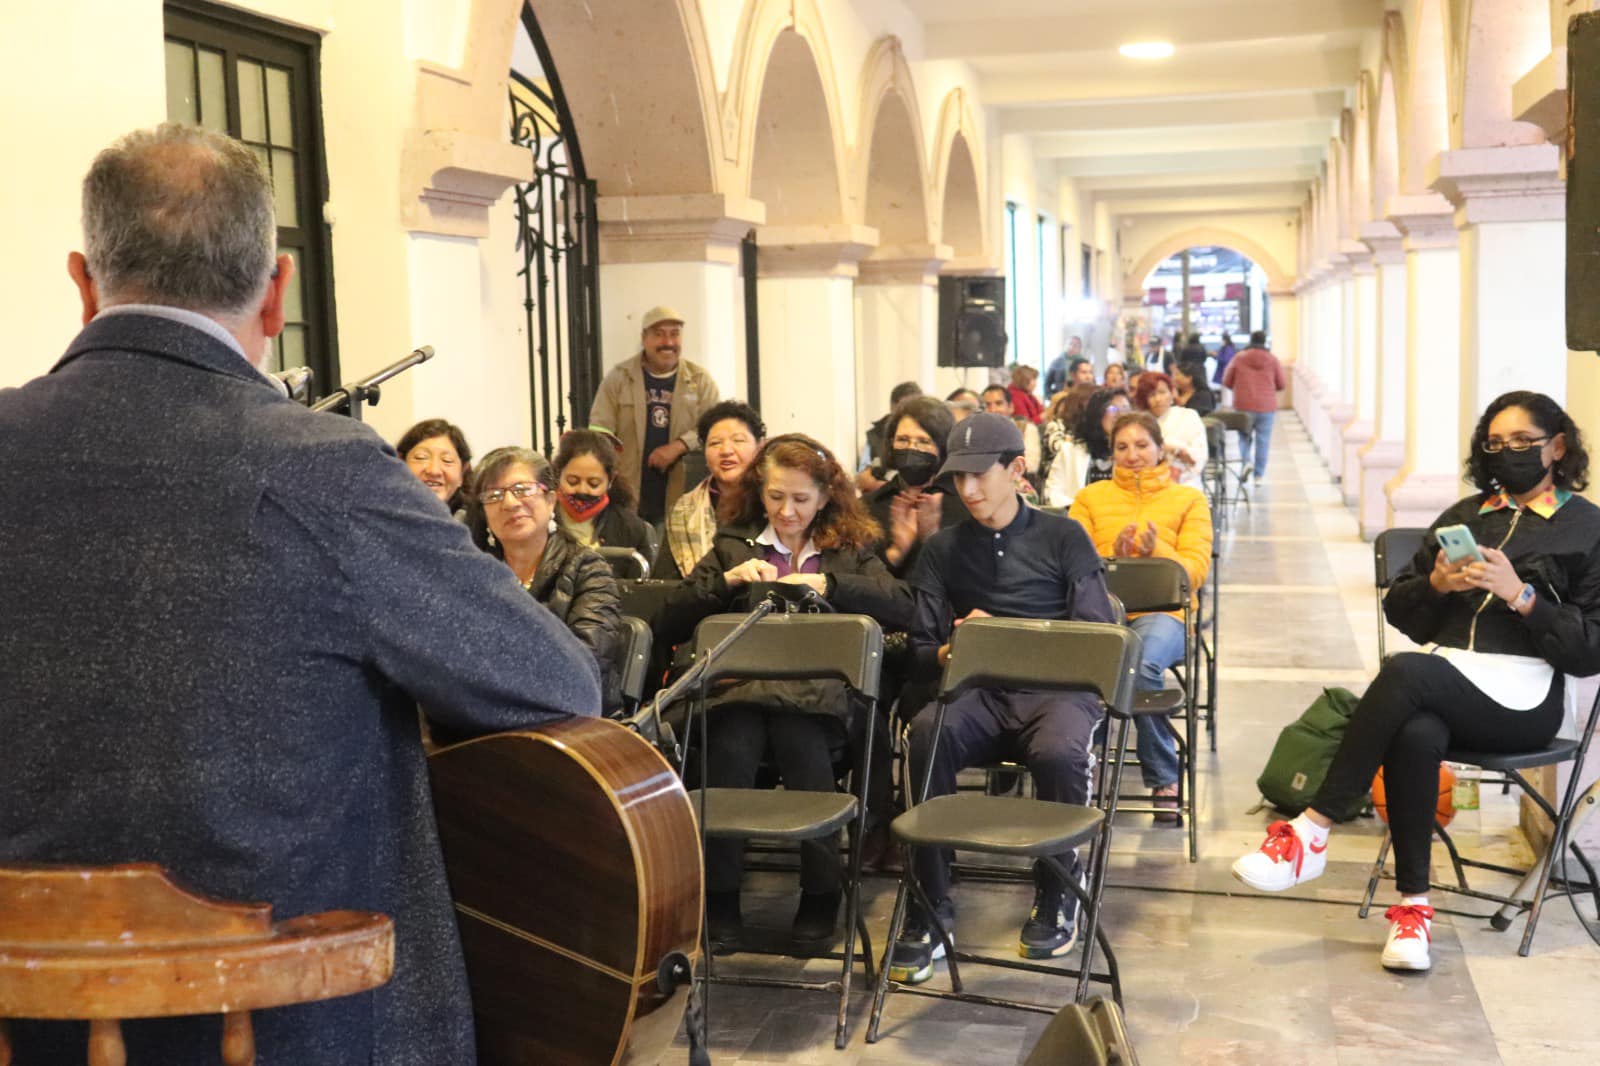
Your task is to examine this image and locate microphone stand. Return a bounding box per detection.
[310,345,435,420]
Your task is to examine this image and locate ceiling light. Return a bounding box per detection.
[1119,42,1175,60]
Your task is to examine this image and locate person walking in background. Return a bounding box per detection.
[1222,330,1287,482]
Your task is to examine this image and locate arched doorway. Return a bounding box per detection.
[1138,245,1269,362]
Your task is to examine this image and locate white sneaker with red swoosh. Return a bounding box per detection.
[1381,904,1433,971]
[1231,820,1328,892]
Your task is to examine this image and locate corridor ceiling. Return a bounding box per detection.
[904,0,1379,217]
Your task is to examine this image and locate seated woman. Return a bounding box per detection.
[945,387,981,423]
[1103,363,1127,390]
[1043,386,1129,507]
[1069,412,1212,818]
[472,446,624,710]
[1233,391,1600,973]
[1041,382,1097,469]
[397,418,472,516]
[865,396,966,578]
[553,429,657,564]
[1173,359,1217,416]
[663,435,912,951]
[1133,371,1209,487]
[654,401,765,581]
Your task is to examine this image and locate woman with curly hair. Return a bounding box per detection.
[1042,386,1130,507]
[1234,390,1600,974]
[663,434,913,954]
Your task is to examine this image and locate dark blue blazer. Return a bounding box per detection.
[0,313,602,1064]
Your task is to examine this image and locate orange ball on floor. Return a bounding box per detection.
[1371,765,1456,828]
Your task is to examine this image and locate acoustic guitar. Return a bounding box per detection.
[429,717,701,1065]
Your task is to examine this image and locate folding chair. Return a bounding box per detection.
[1103,558,1199,861]
[684,612,884,1049]
[1358,681,1600,954]
[598,545,651,580]
[611,615,652,718]
[1372,527,1426,662]
[1200,417,1228,531]
[1021,995,1140,1066]
[866,619,1143,1038]
[1210,408,1253,515]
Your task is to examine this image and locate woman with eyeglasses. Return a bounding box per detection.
[1234,391,1600,974]
[661,434,913,954]
[469,446,624,710]
[1043,386,1130,507]
[654,401,766,581]
[551,429,657,564]
[864,396,967,578]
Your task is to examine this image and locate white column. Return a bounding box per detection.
[1386,193,1464,527]
[1340,244,1378,505]
[855,244,950,455]
[1267,286,1299,410]
[596,193,766,400]
[1325,261,1357,479]
[1357,221,1407,538]
[757,225,878,462]
[1434,146,1567,495]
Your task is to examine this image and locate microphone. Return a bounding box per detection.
[270,366,314,403]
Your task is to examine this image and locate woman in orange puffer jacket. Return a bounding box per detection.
[1069,411,1214,818]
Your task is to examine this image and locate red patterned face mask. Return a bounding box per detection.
[559,491,609,523]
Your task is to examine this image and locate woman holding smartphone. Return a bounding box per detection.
[1233,391,1600,973]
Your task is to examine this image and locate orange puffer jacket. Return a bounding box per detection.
[1068,462,1213,618]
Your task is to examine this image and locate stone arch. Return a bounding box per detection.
[1122,227,1293,299]
[1455,0,1550,148]
[1400,0,1451,193]
[1372,61,1402,218]
[522,0,724,197]
[931,89,988,263]
[853,37,934,247]
[724,0,850,225]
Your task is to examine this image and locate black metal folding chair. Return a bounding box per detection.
[1372,527,1426,662]
[684,613,884,1049]
[610,615,652,718]
[598,545,651,580]
[1358,682,1600,954]
[866,619,1143,1038]
[1210,408,1253,516]
[1103,558,1199,861]
[1200,416,1228,531]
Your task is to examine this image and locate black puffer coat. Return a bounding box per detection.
[660,523,914,720]
[524,531,625,710]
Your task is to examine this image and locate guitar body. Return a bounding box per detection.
[429,718,701,1065]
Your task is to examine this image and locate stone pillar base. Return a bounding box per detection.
[1326,403,1355,481]
[1358,439,1405,538]
[1385,470,1460,529]
[1340,420,1375,505]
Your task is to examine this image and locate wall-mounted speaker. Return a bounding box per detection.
[1568,11,1599,351]
[937,275,1009,368]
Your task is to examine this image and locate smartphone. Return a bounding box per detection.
[1436,524,1484,565]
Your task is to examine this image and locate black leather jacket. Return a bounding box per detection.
[524,531,624,709]
[1384,492,1600,675]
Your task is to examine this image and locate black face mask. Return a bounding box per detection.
[1486,448,1550,495]
[891,448,942,488]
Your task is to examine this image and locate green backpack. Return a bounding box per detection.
[1255,687,1369,821]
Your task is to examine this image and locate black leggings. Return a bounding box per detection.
[1313,652,1563,895]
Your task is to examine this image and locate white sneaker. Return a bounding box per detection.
[1381,904,1433,971]
[1231,820,1328,892]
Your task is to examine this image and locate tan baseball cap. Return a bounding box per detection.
[641,305,686,332]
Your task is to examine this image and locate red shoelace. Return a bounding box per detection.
[1257,820,1305,876]
[1384,904,1435,942]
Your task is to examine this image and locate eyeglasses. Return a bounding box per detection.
[479,482,542,505]
[1480,436,1550,454]
[1104,404,1125,416]
[892,434,937,450]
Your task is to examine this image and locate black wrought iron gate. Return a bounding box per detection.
[509,10,601,457]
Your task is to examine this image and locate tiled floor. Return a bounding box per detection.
[674,416,1600,1064]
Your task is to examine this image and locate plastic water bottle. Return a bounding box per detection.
[1450,762,1480,811]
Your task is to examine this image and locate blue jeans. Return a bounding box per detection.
[1129,613,1185,789]
[1237,410,1276,478]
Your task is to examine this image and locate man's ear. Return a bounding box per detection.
[67,252,97,325]
[1007,455,1028,480]
[258,253,295,338]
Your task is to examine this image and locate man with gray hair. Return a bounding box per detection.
[0,124,600,1064]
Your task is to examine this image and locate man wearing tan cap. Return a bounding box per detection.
[588,305,721,523]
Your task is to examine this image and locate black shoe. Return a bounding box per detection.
[1018,879,1079,960]
[706,890,742,952]
[791,891,842,954]
[887,897,955,985]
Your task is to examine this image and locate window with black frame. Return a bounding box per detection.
[162,0,338,389]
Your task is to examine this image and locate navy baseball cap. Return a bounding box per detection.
[935,412,1025,479]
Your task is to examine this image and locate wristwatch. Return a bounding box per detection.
[1509,583,1535,611]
